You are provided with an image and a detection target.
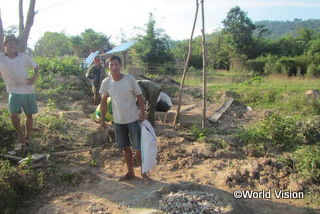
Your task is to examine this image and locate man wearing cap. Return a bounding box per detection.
[0,35,39,150]
[86,56,106,105]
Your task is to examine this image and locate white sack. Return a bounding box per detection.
[141,120,158,173]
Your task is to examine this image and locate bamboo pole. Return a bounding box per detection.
[200,0,207,128]
[173,0,199,126]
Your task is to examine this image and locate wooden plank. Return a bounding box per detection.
[0,154,23,162]
[180,104,197,112]
[156,111,202,125]
[209,99,234,122]
[52,148,94,156]
[157,103,197,124]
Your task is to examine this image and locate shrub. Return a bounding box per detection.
[235,126,266,157]
[291,145,320,182]
[236,114,307,155]
[306,63,320,77]
[0,109,16,149]
[278,56,298,76]
[0,161,42,213]
[301,116,320,144]
[35,56,81,76]
[260,114,303,150]
[264,54,282,75]
[35,99,68,131]
[244,57,266,75]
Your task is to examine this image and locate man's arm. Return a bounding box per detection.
[86,66,95,83]
[26,66,39,85]
[137,94,147,121]
[100,94,108,128]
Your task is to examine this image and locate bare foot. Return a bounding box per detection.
[118,172,135,181]
[141,173,152,181]
[15,132,26,150]
[25,135,31,146]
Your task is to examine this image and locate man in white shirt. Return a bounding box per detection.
[99,55,150,181]
[0,35,39,150]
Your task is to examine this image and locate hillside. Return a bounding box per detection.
[254,18,320,39]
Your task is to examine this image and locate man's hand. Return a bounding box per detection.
[100,120,106,128]
[139,112,147,121]
[100,120,110,131]
[26,77,37,85]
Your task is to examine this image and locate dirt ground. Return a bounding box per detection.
[1,77,319,214]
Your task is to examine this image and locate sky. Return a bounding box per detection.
[1,0,320,48]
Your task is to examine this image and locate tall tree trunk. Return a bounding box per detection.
[0,10,4,52]
[201,0,207,128]
[18,0,37,52]
[19,0,25,33]
[173,0,199,126]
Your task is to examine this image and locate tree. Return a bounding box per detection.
[172,38,203,69]
[222,6,256,58]
[132,13,173,70]
[0,0,36,52]
[70,35,83,57]
[297,27,314,44]
[34,32,72,57]
[116,28,129,43]
[80,28,111,56]
[4,25,18,36]
[206,32,230,70]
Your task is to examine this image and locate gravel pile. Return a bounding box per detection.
[159,189,226,214]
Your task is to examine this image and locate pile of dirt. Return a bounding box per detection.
[225,158,295,190]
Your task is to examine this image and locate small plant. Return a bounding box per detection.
[36,111,68,131]
[191,125,211,140]
[19,153,33,173]
[220,140,228,150]
[77,155,85,161]
[47,99,56,111]
[229,161,235,168]
[242,76,262,86]
[90,159,97,167]
[60,173,76,183]
[37,171,45,189]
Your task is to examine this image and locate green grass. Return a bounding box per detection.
[205,75,320,116]
[147,70,320,115]
[169,69,251,86]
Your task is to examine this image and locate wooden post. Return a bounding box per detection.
[173,0,199,126]
[200,0,207,129]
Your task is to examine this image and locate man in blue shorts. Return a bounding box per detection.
[99,55,150,181]
[0,35,39,150]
